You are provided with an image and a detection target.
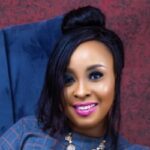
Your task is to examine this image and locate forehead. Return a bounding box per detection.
[67,40,113,69]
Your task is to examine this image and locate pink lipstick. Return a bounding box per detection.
[73,102,98,117]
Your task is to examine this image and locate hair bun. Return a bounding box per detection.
[62,6,106,34]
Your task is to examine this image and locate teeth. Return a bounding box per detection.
[77,104,95,110]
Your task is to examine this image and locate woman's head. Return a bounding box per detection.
[63,40,115,137]
[38,5,124,140]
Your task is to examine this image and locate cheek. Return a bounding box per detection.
[64,85,75,100]
[102,84,114,96]
[64,88,70,101]
[63,88,73,106]
[94,81,115,115]
[93,79,115,102]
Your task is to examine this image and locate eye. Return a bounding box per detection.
[88,71,103,81]
[64,73,75,86]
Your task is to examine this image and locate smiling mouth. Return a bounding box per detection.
[73,103,98,117]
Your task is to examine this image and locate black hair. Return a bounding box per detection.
[37,6,124,149]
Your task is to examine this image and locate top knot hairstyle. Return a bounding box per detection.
[38,6,124,149]
[62,6,105,33]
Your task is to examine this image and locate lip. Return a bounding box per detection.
[73,102,98,107]
[73,102,98,117]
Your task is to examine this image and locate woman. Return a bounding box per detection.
[0,6,149,150]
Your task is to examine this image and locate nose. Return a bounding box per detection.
[73,81,91,99]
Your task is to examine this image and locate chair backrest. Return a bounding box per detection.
[0,16,62,135]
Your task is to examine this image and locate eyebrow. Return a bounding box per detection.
[66,64,106,73]
[87,64,106,71]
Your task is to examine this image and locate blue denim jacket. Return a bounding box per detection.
[0,116,149,150]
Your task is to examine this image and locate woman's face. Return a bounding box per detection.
[63,40,115,137]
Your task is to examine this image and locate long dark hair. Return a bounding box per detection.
[37,6,124,149]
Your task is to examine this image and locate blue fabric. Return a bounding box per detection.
[0,116,149,150]
[0,17,62,135]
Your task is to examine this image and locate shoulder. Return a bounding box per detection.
[126,144,150,150]
[117,136,150,150]
[1,116,40,135]
[0,116,57,150]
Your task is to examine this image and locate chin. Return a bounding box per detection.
[70,118,101,129]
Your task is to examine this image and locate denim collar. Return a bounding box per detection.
[53,131,131,150]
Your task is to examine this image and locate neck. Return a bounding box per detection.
[70,122,107,138]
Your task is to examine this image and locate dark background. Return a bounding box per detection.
[0,0,150,146]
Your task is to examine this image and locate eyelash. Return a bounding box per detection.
[64,71,103,86]
[88,71,103,81]
[64,74,75,86]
